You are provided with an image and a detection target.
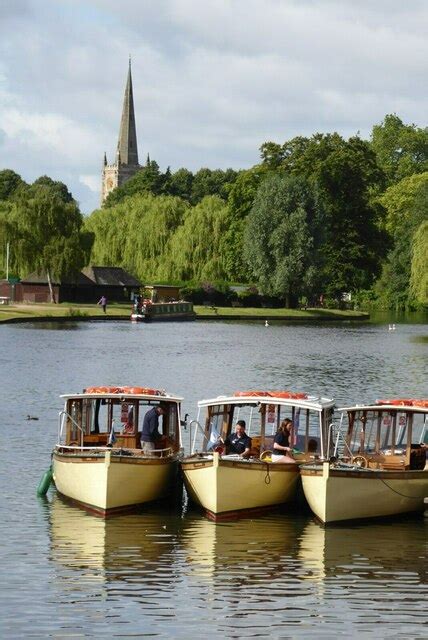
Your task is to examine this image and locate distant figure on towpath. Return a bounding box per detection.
[98,295,107,313]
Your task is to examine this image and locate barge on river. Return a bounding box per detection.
[52,386,183,516]
[131,296,195,322]
[300,399,428,524]
[181,391,335,520]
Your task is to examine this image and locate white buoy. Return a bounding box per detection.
[265,320,269,327]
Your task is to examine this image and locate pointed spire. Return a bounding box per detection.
[103,152,107,166]
[117,59,139,166]
[146,153,151,166]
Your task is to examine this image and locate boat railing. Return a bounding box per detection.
[332,418,353,459]
[54,444,175,457]
[58,410,84,448]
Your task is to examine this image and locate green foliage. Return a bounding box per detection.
[190,168,239,205]
[162,196,230,281]
[410,221,428,307]
[85,193,188,280]
[371,114,428,186]
[375,174,428,309]
[244,174,320,306]
[32,175,74,203]
[3,186,90,280]
[0,169,27,201]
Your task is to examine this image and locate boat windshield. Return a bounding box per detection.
[345,409,428,455]
[60,396,180,450]
[199,402,328,457]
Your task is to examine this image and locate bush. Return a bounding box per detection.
[180,281,237,306]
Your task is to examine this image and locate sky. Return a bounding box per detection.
[0,0,427,214]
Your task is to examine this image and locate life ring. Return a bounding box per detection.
[120,386,165,396]
[377,399,415,407]
[84,386,121,394]
[412,399,428,408]
[269,391,308,400]
[84,386,165,396]
[234,391,271,397]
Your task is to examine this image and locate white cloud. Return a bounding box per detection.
[79,174,100,193]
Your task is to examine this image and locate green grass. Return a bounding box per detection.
[0,302,369,323]
[194,305,368,319]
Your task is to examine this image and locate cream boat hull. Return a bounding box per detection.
[181,454,299,519]
[53,450,178,515]
[301,463,428,524]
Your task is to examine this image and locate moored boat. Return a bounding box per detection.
[52,386,183,516]
[181,391,335,520]
[300,399,428,524]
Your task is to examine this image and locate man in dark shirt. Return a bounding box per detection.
[140,404,167,454]
[225,420,252,458]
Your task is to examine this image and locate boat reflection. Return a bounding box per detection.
[181,508,307,580]
[298,517,428,583]
[49,494,182,584]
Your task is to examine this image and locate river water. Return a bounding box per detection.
[1,319,427,637]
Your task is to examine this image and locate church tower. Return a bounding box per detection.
[101,59,140,204]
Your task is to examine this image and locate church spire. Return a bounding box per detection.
[117,58,139,166]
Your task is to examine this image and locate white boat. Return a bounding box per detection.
[181,391,335,520]
[300,399,428,524]
[52,385,184,516]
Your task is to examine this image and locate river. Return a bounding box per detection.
[0,319,427,637]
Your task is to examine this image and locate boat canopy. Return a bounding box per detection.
[198,394,335,413]
[60,391,183,403]
[338,403,428,414]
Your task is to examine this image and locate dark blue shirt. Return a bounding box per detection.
[274,431,290,450]
[226,432,252,454]
[141,407,161,442]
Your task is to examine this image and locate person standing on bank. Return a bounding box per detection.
[98,295,107,313]
[224,420,252,458]
[140,403,167,454]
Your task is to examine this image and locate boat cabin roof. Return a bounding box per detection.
[60,392,183,403]
[338,403,428,413]
[198,394,335,412]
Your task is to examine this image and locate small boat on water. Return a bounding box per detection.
[300,399,428,524]
[51,386,184,516]
[181,391,335,520]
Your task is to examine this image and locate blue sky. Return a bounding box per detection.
[0,0,427,213]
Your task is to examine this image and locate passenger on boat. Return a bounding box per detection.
[224,420,252,458]
[271,419,295,463]
[140,403,167,454]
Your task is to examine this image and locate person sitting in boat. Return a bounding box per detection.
[271,419,295,463]
[140,403,168,454]
[224,420,252,458]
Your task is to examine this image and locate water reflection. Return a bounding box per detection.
[299,517,428,581]
[49,495,181,584]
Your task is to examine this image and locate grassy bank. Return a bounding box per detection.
[0,301,369,323]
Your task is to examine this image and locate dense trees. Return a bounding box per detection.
[1,113,427,310]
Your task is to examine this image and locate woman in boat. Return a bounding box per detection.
[271,419,295,463]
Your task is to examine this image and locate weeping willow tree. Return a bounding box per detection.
[2,187,90,301]
[410,221,428,307]
[84,193,189,281]
[84,193,230,282]
[161,196,230,281]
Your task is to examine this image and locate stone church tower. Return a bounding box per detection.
[101,60,140,204]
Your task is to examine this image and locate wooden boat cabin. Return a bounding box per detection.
[190,391,335,460]
[333,399,428,470]
[58,386,182,454]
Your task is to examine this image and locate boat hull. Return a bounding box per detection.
[53,450,179,516]
[181,454,300,520]
[300,463,428,524]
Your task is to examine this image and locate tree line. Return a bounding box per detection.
[0,114,427,309]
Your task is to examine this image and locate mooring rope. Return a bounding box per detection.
[378,477,423,499]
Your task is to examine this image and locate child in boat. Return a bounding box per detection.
[271,419,295,463]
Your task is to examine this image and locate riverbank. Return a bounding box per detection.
[0,302,369,323]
